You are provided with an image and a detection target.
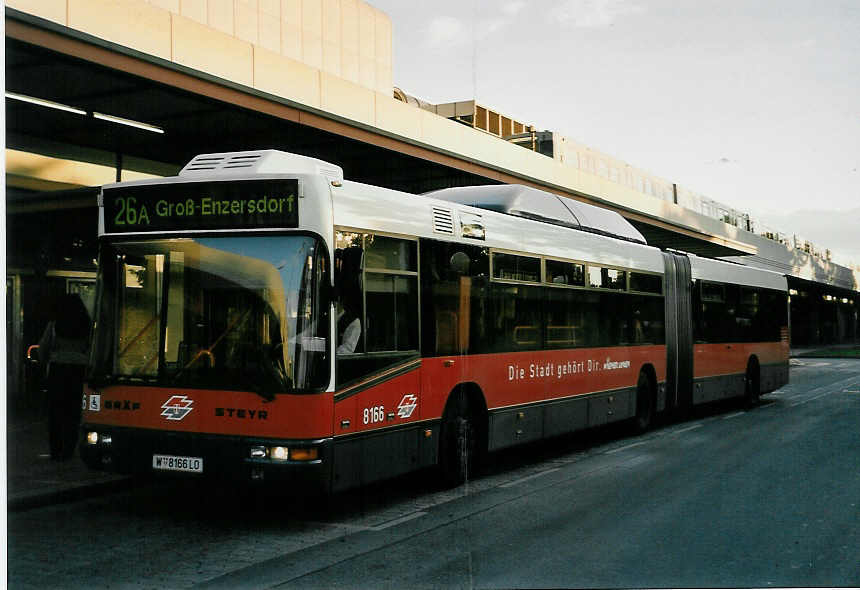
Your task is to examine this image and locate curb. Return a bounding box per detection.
[8,476,135,512]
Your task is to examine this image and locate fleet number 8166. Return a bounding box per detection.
[363,405,385,425]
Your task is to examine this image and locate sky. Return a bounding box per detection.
[368,0,860,265]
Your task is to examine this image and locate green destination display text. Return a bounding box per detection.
[103,179,299,232]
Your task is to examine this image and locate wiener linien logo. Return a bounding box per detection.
[161,395,194,421]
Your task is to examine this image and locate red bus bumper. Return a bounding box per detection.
[79,423,334,494]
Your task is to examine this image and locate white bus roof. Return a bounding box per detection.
[100,149,786,288]
[334,178,666,274]
[689,254,787,291]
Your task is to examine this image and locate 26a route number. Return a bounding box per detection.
[363,405,385,425]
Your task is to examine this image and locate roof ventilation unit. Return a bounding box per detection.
[180,149,344,182]
[424,184,646,244]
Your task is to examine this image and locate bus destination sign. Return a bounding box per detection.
[103,179,299,232]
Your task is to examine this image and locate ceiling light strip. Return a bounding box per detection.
[93,112,164,134]
[5,91,87,116]
[5,92,164,135]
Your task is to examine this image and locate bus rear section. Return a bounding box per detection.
[688,255,790,406]
[661,252,790,412]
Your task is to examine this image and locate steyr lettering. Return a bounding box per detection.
[215,407,268,420]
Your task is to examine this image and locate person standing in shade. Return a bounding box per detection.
[37,294,91,460]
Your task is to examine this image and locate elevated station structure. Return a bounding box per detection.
[5,0,859,398]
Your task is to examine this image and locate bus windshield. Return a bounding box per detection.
[88,236,330,396]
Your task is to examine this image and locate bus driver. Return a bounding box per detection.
[335,246,363,354]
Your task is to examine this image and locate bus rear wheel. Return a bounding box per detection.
[745,360,761,408]
[439,413,476,488]
[633,371,654,433]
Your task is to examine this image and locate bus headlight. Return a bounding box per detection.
[86,431,99,445]
[253,445,319,461]
[269,446,288,461]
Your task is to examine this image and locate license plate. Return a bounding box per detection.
[152,454,203,473]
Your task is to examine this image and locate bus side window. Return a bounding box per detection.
[420,242,488,356]
[334,232,420,388]
[364,236,418,352]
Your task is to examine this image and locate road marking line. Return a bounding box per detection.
[308,521,376,532]
[605,441,648,455]
[369,511,428,530]
[671,424,703,435]
[308,511,428,532]
[791,390,837,407]
[782,375,860,405]
[499,468,561,488]
[722,411,746,420]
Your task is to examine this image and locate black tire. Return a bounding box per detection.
[439,413,476,488]
[633,371,654,433]
[745,361,761,408]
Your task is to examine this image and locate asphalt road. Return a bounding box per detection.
[8,358,860,588]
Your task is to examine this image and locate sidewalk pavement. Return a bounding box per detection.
[7,345,858,511]
[790,344,859,357]
[6,413,130,512]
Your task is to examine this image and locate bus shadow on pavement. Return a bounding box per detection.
[88,393,776,528]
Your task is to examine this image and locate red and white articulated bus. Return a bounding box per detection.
[80,150,789,491]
